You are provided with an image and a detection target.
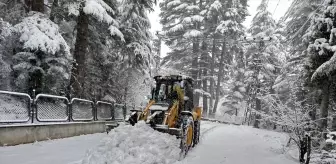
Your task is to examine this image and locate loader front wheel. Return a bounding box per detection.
[180,115,194,158]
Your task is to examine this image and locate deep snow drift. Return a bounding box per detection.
[81,121,181,164]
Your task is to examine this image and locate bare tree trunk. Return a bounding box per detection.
[332,114,336,131]
[49,0,59,22]
[213,41,225,115]
[32,0,44,12]
[192,40,200,107]
[70,8,89,98]
[209,37,216,117]
[305,136,311,164]
[209,13,218,116]
[201,41,208,117]
[24,0,44,13]
[192,0,200,107]
[320,79,330,131]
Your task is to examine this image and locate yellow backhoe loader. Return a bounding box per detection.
[125,75,202,156]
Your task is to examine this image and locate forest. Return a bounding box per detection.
[0,0,336,163]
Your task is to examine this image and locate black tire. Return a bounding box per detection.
[193,120,200,146]
[180,115,194,158]
[128,112,138,126]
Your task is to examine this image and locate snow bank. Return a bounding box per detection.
[82,121,181,164]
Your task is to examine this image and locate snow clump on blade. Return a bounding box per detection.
[82,121,181,164]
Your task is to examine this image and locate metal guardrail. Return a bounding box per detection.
[0,91,32,123]
[114,104,126,121]
[35,94,69,122]
[96,101,113,121]
[0,90,129,124]
[71,98,94,121]
[0,90,244,125]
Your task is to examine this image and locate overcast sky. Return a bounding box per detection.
[148,0,293,57]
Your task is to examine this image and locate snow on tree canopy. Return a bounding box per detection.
[216,20,240,34]
[83,0,114,23]
[167,0,181,8]
[306,5,336,81]
[311,51,336,81]
[174,3,188,10]
[210,1,222,11]
[183,29,202,38]
[109,26,125,42]
[0,19,13,38]
[191,15,204,22]
[66,0,124,41]
[66,2,81,16]
[186,5,200,11]
[169,24,184,32]
[326,131,336,144]
[14,13,71,56]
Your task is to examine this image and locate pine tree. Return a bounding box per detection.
[160,0,203,107]
[0,19,13,91]
[0,0,27,24]
[276,0,322,129]
[211,0,247,116]
[303,0,336,131]
[245,0,283,127]
[11,13,72,95]
[64,0,124,98]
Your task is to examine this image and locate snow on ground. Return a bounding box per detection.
[0,121,298,164]
[0,121,219,164]
[175,124,298,164]
[82,121,181,164]
[0,133,106,164]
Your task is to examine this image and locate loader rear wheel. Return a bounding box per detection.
[193,120,200,147]
[180,115,194,158]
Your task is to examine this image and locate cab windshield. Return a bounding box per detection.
[152,82,174,103]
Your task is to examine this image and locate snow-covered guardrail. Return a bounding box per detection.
[327,131,336,144]
[0,90,126,124]
[0,90,32,123]
[0,90,243,125]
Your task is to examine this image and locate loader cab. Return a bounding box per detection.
[152,75,183,103]
[150,75,194,110]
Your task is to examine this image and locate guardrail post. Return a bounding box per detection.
[31,89,36,123]
[93,99,97,121]
[68,100,72,122]
[123,104,127,120]
[111,102,115,121]
[67,94,71,122]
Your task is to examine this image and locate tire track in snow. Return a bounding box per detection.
[200,122,221,141]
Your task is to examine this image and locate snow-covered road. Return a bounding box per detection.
[176,124,298,164]
[0,121,298,164]
[0,133,106,164]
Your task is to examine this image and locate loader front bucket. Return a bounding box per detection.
[150,125,182,138]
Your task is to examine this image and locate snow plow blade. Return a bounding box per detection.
[151,125,182,137]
